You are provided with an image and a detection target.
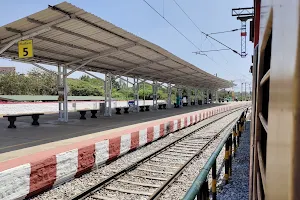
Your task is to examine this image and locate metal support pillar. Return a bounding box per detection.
[126,77,129,100]
[177,87,183,107]
[167,83,172,108]
[143,81,146,106]
[198,89,200,105]
[194,89,198,105]
[187,88,191,106]
[62,66,68,122]
[104,73,112,116]
[57,65,63,121]
[208,89,210,103]
[213,90,218,103]
[133,77,139,112]
[152,80,158,110]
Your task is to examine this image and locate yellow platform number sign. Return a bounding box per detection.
[18,40,33,58]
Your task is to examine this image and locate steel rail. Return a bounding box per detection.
[149,110,244,200]
[69,106,246,200]
[183,108,248,199]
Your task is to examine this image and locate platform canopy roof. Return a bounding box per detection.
[0,2,233,90]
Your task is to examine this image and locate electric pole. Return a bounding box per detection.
[245,82,247,100]
[249,83,252,100]
[231,7,254,58]
[241,82,243,101]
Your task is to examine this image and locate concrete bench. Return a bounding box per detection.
[115,108,122,115]
[78,110,98,119]
[158,104,167,109]
[145,105,150,111]
[139,106,145,112]
[116,107,130,114]
[3,113,44,128]
[124,107,129,113]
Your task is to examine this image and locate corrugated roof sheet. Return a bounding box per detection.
[0,1,233,89]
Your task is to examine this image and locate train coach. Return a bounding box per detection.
[249,0,300,199]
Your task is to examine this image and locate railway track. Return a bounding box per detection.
[69,107,246,200]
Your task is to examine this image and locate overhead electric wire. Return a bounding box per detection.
[170,0,230,63]
[142,0,220,66]
[141,0,249,80]
[171,0,253,81]
[142,0,201,51]
[171,0,241,56]
[199,20,230,63]
[194,48,230,53]
[208,28,241,35]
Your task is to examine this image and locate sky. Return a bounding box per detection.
[0,0,253,92]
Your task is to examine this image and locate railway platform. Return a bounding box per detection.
[1,103,219,155]
[0,102,247,200]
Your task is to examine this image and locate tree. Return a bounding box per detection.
[27,69,57,95]
[111,76,120,90]
[68,78,103,96]
[0,72,27,95]
[80,75,90,82]
[0,69,171,100]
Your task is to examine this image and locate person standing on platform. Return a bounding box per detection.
[176,95,180,108]
[180,96,183,108]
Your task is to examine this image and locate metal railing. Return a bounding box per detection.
[183,108,248,200]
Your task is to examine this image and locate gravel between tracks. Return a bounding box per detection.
[158,115,250,200]
[157,111,242,200]
[30,109,243,200]
[217,120,250,200]
[89,110,243,200]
